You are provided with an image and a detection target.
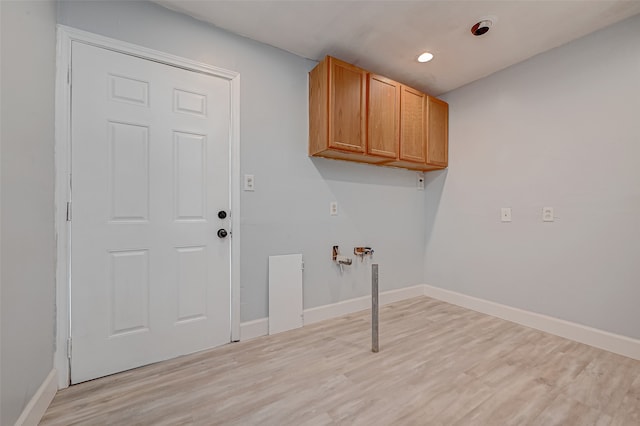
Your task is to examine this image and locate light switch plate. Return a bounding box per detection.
[244,174,255,191]
[501,207,512,222]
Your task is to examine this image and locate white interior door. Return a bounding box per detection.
[70,41,231,383]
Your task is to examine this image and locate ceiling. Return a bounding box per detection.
[154,1,640,96]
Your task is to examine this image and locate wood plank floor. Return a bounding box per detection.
[41,296,640,425]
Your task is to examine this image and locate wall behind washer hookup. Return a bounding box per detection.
[57,0,428,323]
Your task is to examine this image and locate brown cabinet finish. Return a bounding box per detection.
[399,85,426,163]
[330,58,367,153]
[426,96,448,167]
[309,56,448,171]
[309,58,328,157]
[367,74,400,159]
[309,56,387,164]
[386,89,449,171]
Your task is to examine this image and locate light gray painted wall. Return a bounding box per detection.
[1,3,3,420]
[1,1,57,424]
[57,0,427,322]
[426,14,640,339]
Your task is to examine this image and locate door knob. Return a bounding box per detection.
[217,229,228,239]
[218,210,227,219]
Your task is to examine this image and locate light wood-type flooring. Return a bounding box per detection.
[41,296,640,425]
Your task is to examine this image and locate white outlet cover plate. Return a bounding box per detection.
[501,207,512,222]
[543,207,554,222]
[330,202,338,216]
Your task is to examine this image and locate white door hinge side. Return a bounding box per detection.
[67,337,72,359]
[66,202,72,221]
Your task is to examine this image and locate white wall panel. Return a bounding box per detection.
[269,254,303,335]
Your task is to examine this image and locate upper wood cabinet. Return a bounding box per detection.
[367,74,400,159]
[385,86,447,171]
[310,56,448,171]
[400,85,426,163]
[330,59,367,153]
[310,57,388,164]
[426,96,448,167]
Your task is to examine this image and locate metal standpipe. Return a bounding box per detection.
[372,264,379,353]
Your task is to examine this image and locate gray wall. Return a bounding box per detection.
[425,14,640,339]
[1,1,57,424]
[58,0,427,322]
[1,4,638,423]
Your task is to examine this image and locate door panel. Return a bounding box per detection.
[109,249,150,336]
[174,131,206,220]
[70,42,231,383]
[108,121,150,221]
[367,74,400,159]
[426,96,449,167]
[329,58,366,153]
[176,246,208,322]
[400,85,426,163]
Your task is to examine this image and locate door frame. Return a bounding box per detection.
[54,25,241,389]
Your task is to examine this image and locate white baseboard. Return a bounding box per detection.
[422,284,640,361]
[303,285,426,325]
[15,369,58,426]
[239,285,425,341]
[240,284,640,361]
[240,317,269,341]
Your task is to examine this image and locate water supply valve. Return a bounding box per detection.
[354,247,374,261]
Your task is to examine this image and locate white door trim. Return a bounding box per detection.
[54,25,241,389]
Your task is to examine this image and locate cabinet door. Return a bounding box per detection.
[367,74,399,159]
[329,58,367,153]
[399,85,426,163]
[426,96,448,167]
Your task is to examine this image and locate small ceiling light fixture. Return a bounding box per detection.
[417,52,434,63]
[471,19,493,36]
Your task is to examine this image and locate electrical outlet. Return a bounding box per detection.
[243,174,255,191]
[330,202,338,216]
[501,207,512,222]
[543,207,554,222]
[416,173,425,190]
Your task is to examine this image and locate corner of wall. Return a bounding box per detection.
[14,369,57,426]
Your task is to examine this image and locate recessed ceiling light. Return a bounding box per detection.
[417,52,434,63]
